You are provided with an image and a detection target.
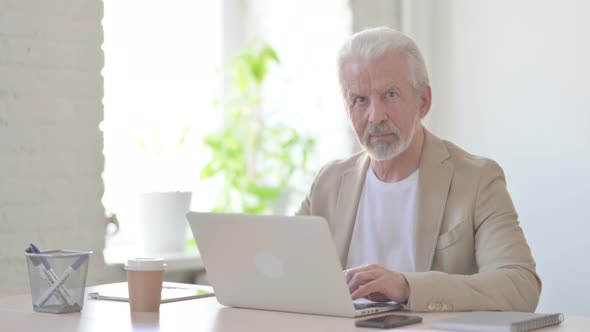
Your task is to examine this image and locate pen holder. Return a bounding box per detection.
[25,250,92,313]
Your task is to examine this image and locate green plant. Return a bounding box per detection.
[132,115,200,193]
[138,119,191,157]
[200,44,316,214]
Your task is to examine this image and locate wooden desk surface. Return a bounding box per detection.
[0,283,586,332]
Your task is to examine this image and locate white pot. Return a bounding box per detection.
[137,191,192,255]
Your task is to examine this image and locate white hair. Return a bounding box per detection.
[338,27,429,93]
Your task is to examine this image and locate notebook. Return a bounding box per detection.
[432,311,564,332]
[88,282,214,303]
[186,212,401,317]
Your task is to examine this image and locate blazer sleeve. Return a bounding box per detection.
[294,189,311,216]
[403,161,542,312]
[294,162,331,216]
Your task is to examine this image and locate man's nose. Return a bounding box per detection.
[368,99,388,124]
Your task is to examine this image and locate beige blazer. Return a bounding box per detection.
[295,129,541,312]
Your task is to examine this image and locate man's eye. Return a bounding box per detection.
[354,96,367,104]
[386,90,396,98]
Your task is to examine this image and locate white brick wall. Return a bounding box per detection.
[0,0,119,296]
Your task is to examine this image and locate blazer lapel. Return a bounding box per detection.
[333,154,370,267]
[414,130,454,272]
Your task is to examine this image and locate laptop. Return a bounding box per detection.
[186,212,401,317]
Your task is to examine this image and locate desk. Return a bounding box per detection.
[0,283,586,332]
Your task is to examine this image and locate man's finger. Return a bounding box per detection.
[344,264,380,282]
[347,270,378,293]
[351,279,383,300]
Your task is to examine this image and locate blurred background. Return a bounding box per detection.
[1,0,589,315]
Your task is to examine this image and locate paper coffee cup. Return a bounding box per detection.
[125,258,166,312]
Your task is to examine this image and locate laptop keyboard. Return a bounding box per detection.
[354,302,393,310]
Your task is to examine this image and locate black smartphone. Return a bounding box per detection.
[355,314,422,329]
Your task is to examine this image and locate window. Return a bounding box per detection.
[101,0,352,255]
[101,1,222,252]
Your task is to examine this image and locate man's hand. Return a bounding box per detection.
[344,264,410,303]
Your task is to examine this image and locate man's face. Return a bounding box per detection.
[343,52,427,161]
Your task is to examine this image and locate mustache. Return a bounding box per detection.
[364,123,401,141]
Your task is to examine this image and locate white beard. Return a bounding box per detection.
[364,115,420,161]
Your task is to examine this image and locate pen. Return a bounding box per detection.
[36,254,88,307]
[25,243,75,306]
[25,247,67,303]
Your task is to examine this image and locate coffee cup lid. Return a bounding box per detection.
[124,258,166,271]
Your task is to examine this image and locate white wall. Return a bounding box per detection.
[419,0,590,315]
[0,0,118,295]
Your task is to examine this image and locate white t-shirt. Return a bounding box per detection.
[345,166,419,273]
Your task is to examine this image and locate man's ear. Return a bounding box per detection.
[418,85,432,119]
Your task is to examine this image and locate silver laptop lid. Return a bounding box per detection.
[187,212,361,317]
